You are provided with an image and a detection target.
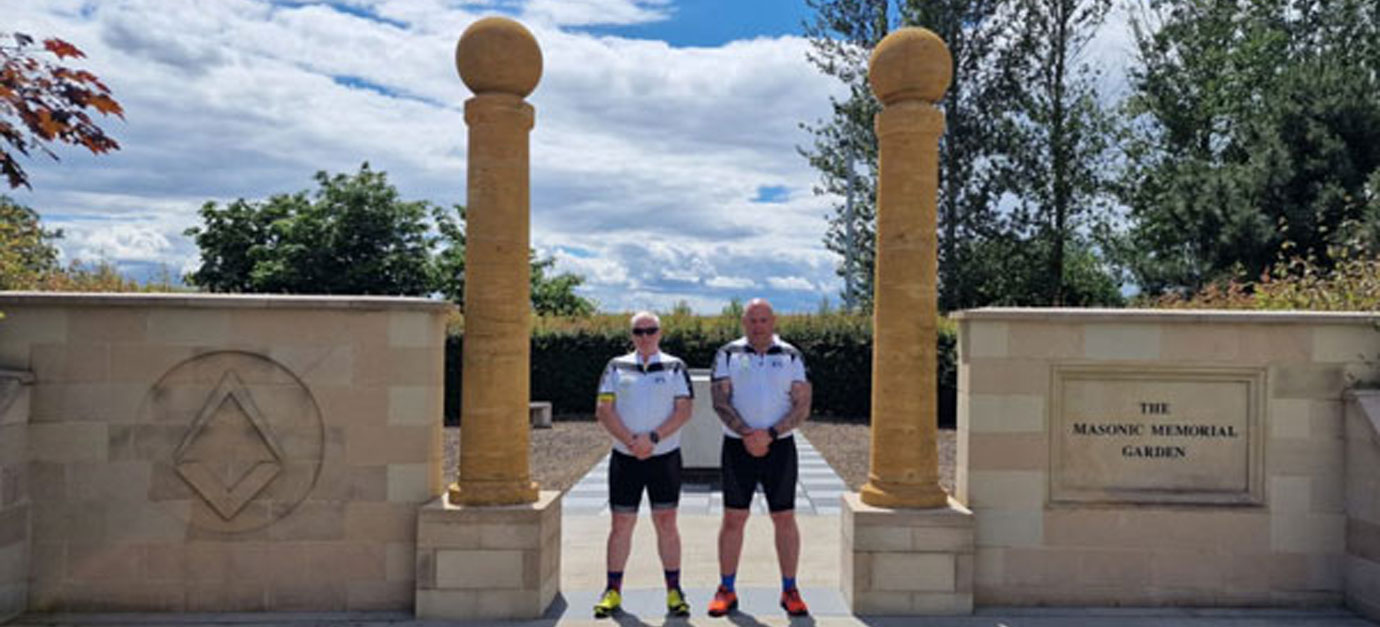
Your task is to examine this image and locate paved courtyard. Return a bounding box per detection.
[562,435,849,516]
[10,434,1376,626]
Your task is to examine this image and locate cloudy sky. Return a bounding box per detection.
[7,0,1132,313]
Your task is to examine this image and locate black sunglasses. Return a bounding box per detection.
[632,327,659,336]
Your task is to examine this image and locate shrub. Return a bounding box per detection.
[1142,236,1380,312]
[444,312,958,426]
[1143,235,1380,387]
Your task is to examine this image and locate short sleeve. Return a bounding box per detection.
[711,348,730,381]
[791,352,808,383]
[596,360,618,403]
[674,364,693,398]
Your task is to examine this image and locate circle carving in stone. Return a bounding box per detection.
[140,351,324,533]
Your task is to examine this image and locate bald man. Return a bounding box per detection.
[707,299,812,617]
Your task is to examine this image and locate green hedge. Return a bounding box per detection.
[444,313,957,426]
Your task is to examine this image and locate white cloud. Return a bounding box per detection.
[766,276,816,291]
[7,0,852,311]
[706,276,754,289]
[521,0,672,27]
[63,224,173,263]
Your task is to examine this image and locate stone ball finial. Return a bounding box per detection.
[868,27,952,105]
[455,17,542,97]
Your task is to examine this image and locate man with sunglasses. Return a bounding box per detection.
[592,311,694,618]
[708,298,812,617]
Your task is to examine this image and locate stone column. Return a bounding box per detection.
[861,27,953,509]
[844,29,973,616]
[419,20,561,620]
[450,16,541,506]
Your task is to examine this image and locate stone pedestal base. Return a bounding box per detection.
[415,490,561,620]
[842,492,973,615]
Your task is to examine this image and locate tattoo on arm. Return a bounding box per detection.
[711,380,753,436]
[774,381,812,434]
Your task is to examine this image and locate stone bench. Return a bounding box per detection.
[530,401,553,428]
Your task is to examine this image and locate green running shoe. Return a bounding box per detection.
[593,588,621,618]
[667,587,690,617]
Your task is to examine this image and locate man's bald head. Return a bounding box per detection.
[744,298,773,318]
[742,298,776,349]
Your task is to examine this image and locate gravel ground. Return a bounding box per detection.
[800,418,956,493]
[446,417,957,494]
[444,420,612,493]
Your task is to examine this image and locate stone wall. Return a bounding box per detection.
[0,293,450,612]
[0,368,33,621]
[955,309,1380,607]
[1345,391,1380,620]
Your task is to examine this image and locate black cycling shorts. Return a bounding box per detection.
[608,448,682,514]
[721,435,797,513]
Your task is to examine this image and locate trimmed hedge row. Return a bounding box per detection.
[444,313,957,426]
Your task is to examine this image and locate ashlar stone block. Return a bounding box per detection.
[415,491,561,620]
[843,493,974,615]
[873,553,954,591]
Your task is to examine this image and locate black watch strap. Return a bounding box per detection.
[649,431,661,444]
[767,426,779,439]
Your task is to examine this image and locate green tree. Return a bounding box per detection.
[961,234,1122,306]
[800,0,889,310]
[898,0,1019,311]
[186,164,596,314]
[0,195,61,289]
[185,164,434,295]
[802,0,1116,310]
[530,255,594,316]
[1116,0,1380,294]
[431,203,468,304]
[1,33,123,189]
[1001,0,1120,306]
[430,204,595,316]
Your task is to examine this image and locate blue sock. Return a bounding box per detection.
[783,576,797,592]
[720,573,736,591]
[607,571,623,591]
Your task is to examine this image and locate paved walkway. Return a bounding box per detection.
[11,434,1377,626]
[14,604,1374,626]
[563,435,848,515]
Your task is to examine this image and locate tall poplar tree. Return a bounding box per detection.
[801,0,1023,311]
[898,0,1017,311]
[1000,0,1119,306]
[800,0,889,310]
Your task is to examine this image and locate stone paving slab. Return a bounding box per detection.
[558,585,849,622]
[12,606,1374,626]
[12,438,1376,627]
[563,435,844,516]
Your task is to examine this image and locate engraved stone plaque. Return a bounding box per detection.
[140,351,324,532]
[1050,366,1264,505]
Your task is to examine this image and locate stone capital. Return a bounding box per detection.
[876,102,944,139]
[464,94,535,130]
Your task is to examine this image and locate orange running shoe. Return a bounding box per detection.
[780,587,809,616]
[706,585,738,617]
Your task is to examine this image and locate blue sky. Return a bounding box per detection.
[6,1,1131,314]
[580,0,815,46]
[9,0,856,314]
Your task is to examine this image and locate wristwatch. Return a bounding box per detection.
[767,426,779,439]
[648,431,661,444]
